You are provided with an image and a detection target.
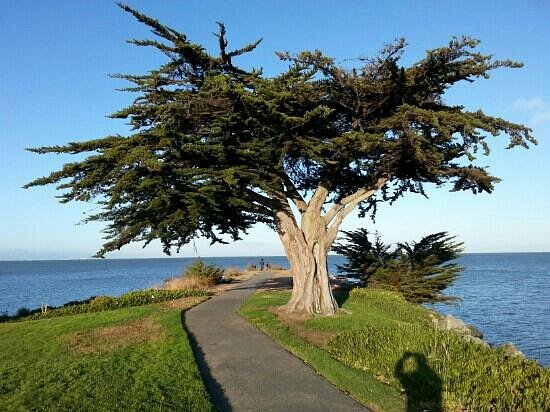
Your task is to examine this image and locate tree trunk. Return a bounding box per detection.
[268,180,385,315]
[275,208,339,316]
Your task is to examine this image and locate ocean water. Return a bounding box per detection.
[0,253,548,366]
[0,256,291,315]
[431,253,550,366]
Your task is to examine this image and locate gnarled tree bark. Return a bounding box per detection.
[275,208,338,315]
[270,178,388,316]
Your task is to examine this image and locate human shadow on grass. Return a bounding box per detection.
[394,352,443,412]
[181,310,233,412]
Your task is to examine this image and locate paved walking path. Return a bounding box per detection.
[184,272,367,412]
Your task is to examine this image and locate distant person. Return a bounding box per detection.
[259,258,265,271]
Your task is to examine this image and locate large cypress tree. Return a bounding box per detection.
[25,4,536,315]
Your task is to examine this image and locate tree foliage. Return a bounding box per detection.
[25,4,536,259]
[334,230,463,303]
[332,230,393,279]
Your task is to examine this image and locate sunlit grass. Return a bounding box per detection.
[0,297,214,411]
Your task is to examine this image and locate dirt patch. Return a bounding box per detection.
[64,317,163,355]
[162,296,209,310]
[269,306,337,348]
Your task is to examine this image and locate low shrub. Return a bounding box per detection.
[184,259,224,284]
[350,286,411,303]
[1,288,209,323]
[327,310,550,410]
[162,259,226,290]
[89,295,116,308]
[163,260,227,290]
[16,307,32,317]
[163,275,213,290]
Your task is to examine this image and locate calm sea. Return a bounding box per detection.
[0,253,548,366]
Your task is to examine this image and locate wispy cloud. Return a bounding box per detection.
[512,97,550,124]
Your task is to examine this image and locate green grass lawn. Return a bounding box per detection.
[0,297,214,412]
[239,289,550,412]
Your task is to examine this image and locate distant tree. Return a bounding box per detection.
[333,229,394,280]
[335,230,463,303]
[25,4,535,314]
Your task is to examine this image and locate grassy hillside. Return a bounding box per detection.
[0,296,214,411]
[240,288,549,412]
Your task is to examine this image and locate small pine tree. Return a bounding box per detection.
[334,231,463,304]
[333,229,394,281]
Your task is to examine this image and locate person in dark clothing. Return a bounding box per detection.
[259,258,265,271]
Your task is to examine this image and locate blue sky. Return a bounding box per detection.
[1,1,549,259]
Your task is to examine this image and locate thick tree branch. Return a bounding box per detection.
[273,196,304,244]
[308,184,330,213]
[250,202,274,216]
[281,174,308,213]
[244,188,281,210]
[324,177,388,244]
[324,177,388,225]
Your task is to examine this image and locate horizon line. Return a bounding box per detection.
[2,251,550,262]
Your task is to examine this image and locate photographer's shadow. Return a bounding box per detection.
[394,352,443,412]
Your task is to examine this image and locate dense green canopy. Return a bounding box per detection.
[334,230,464,303]
[25,4,536,257]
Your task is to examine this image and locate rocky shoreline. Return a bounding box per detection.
[429,311,526,358]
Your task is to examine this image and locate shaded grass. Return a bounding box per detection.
[238,291,405,412]
[0,297,214,411]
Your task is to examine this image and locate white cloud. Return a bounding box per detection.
[512,97,550,124]
[513,97,547,111]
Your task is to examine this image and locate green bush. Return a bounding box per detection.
[89,295,116,308]
[327,304,550,410]
[334,230,463,304]
[1,288,209,323]
[184,259,224,284]
[16,307,32,317]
